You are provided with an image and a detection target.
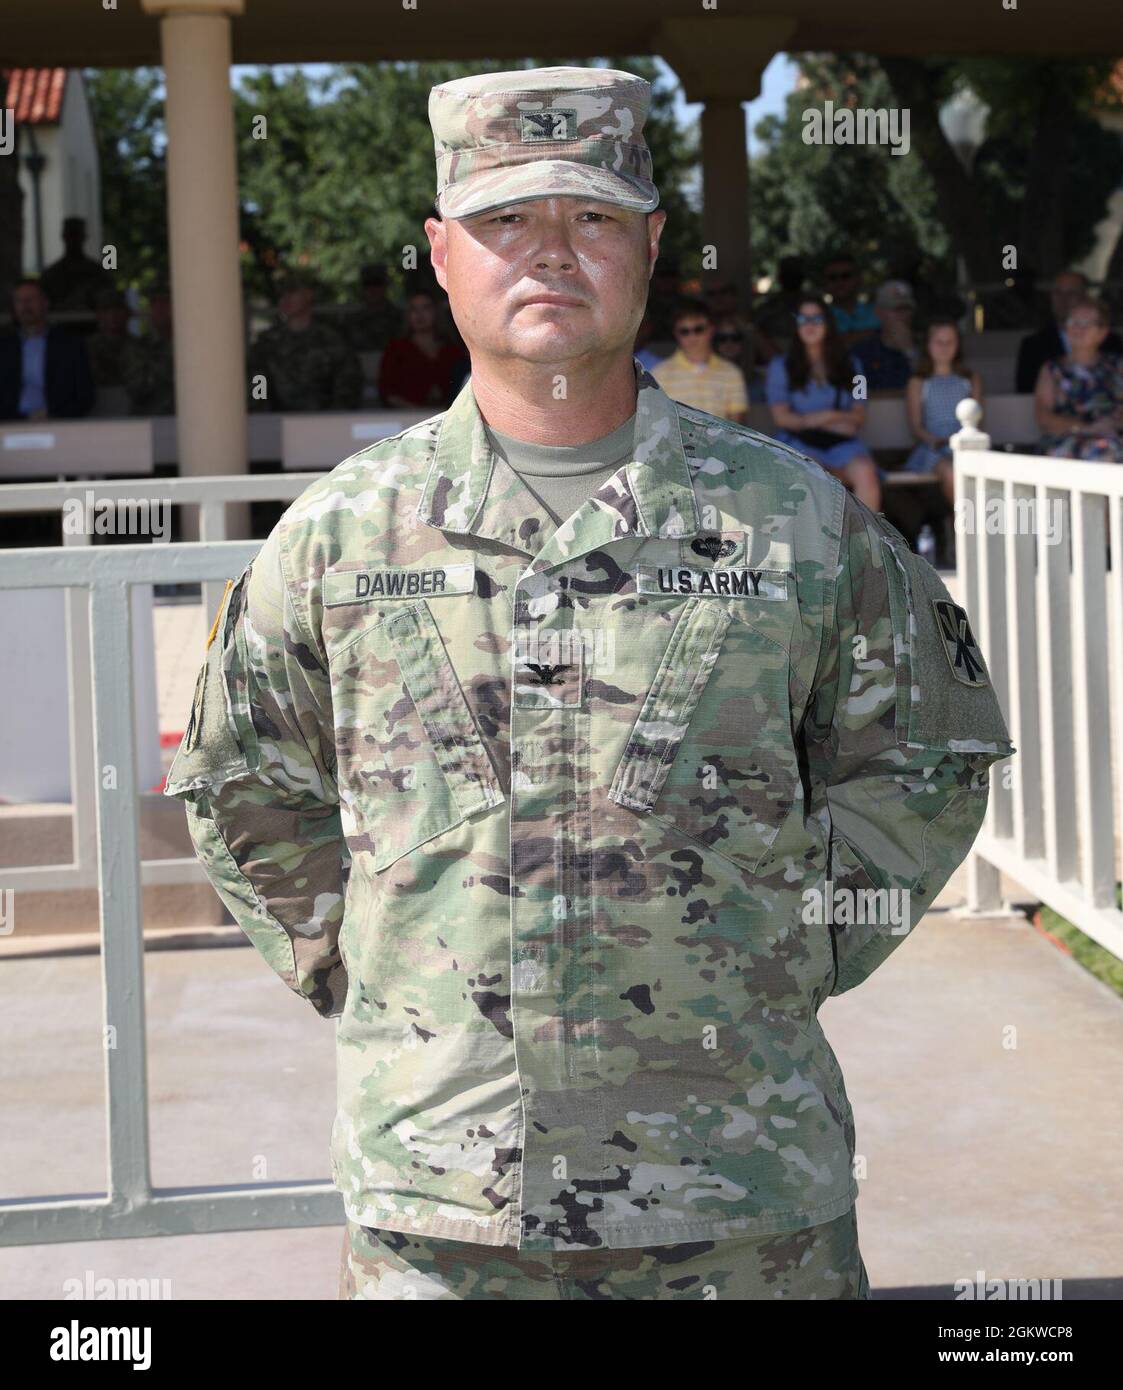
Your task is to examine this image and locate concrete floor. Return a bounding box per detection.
[1,860,1121,1299]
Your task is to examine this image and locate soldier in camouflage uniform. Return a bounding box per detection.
[247,272,362,413]
[166,67,1014,1300]
[39,216,113,315]
[341,263,402,354]
[86,287,133,390]
[122,287,176,416]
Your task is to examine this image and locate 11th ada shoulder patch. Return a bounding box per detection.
[933,598,988,686]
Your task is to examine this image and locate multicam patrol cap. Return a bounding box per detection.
[428,66,660,220]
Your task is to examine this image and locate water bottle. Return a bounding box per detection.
[916,524,937,565]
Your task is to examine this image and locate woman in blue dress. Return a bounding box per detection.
[765,294,881,510]
[904,318,981,505]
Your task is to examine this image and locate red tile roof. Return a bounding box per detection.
[4,68,67,126]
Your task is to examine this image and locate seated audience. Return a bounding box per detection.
[852,280,918,392]
[644,254,683,351]
[651,300,748,424]
[0,278,94,421]
[1016,269,1123,394]
[1034,296,1123,461]
[904,318,983,505]
[86,286,133,389]
[378,288,467,410]
[754,255,808,360]
[711,315,762,402]
[765,294,880,510]
[39,216,113,316]
[822,252,879,346]
[248,272,362,413]
[705,279,753,344]
[343,263,401,354]
[123,287,176,416]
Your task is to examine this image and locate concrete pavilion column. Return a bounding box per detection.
[142,0,248,542]
[655,15,795,313]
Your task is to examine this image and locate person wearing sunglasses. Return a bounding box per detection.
[1034,295,1123,461]
[822,254,879,348]
[650,299,749,424]
[765,294,881,509]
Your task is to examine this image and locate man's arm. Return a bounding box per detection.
[164,525,348,1018]
[803,492,1015,995]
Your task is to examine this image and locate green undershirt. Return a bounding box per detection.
[484,413,637,528]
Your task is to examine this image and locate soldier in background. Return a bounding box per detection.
[122,285,176,416]
[86,286,134,390]
[342,262,401,353]
[39,216,113,316]
[247,271,361,412]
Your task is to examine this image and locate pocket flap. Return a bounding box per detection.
[608,598,731,812]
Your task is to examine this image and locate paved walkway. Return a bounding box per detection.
[1,860,1121,1299]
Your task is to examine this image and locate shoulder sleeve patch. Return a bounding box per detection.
[879,532,1014,758]
[932,597,988,686]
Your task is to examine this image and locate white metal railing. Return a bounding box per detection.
[952,401,1123,960]
[0,540,341,1244]
[0,474,322,897]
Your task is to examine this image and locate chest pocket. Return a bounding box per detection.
[607,596,801,875]
[328,600,504,870]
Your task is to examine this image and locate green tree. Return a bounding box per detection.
[233,57,700,306]
[84,67,168,293]
[751,53,1123,291]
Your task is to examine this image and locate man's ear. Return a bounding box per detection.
[425,215,449,294]
[646,210,668,279]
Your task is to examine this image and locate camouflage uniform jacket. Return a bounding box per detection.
[165,360,1014,1251]
[247,320,362,412]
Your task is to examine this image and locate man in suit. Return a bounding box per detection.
[1015,269,1123,393]
[0,278,94,421]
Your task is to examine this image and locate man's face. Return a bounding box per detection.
[1052,273,1086,324]
[426,195,665,366]
[407,295,436,333]
[674,313,713,362]
[878,300,913,333]
[12,283,48,329]
[824,260,857,303]
[279,285,314,320]
[707,282,737,317]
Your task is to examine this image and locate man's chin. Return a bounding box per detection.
[497,330,619,365]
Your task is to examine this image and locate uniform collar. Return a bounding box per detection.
[416,356,704,575]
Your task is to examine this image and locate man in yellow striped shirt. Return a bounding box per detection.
[650,299,749,423]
